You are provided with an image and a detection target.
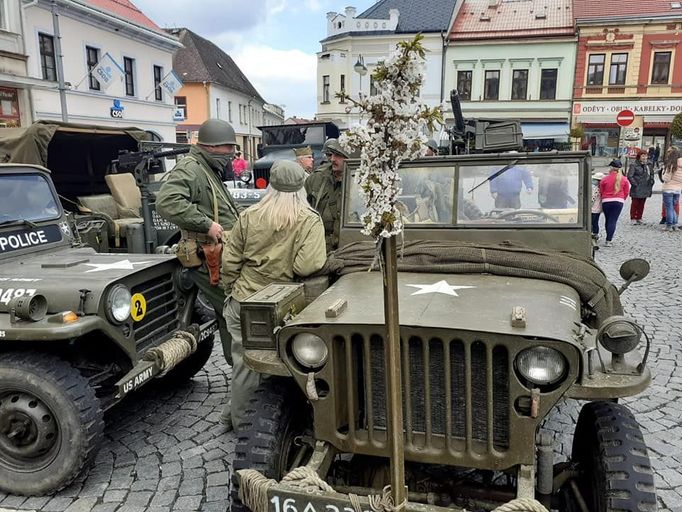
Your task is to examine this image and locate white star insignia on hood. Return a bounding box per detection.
[84,259,151,273]
[407,280,476,297]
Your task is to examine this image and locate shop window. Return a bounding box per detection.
[322,75,330,103]
[124,57,135,96]
[651,52,671,84]
[153,65,163,101]
[457,70,472,100]
[86,46,100,91]
[484,70,499,100]
[511,69,528,100]
[39,33,57,82]
[174,96,187,118]
[609,53,627,86]
[587,54,605,86]
[540,69,557,100]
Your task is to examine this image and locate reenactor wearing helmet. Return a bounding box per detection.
[156,118,242,429]
[305,138,350,252]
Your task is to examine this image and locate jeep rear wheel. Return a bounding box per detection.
[570,401,657,512]
[231,379,312,512]
[0,352,104,496]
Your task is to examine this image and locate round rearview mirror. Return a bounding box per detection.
[619,259,650,283]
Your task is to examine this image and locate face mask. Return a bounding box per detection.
[210,153,232,169]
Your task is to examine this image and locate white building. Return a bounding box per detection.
[316,0,460,129]
[263,103,285,127]
[23,0,181,141]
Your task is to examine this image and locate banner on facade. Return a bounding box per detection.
[160,71,183,97]
[573,100,682,117]
[91,53,125,91]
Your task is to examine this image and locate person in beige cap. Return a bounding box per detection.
[220,160,326,429]
[294,145,314,174]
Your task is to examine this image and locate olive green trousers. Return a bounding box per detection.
[189,268,232,365]
[223,297,263,429]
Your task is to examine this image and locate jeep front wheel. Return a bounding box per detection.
[570,401,657,511]
[231,379,312,512]
[0,352,104,496]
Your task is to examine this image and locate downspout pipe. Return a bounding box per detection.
[50,0,68,122]
[440,30,449,105]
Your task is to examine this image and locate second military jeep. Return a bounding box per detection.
[0,164,217,496]
[232,151,656,511]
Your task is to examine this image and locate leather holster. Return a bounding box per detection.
[201,243,223,287]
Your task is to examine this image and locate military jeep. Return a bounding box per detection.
[232,151,656,512]
[0,164,217,496]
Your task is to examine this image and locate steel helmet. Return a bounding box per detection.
[197,119,237,146]
[323,138,350,159]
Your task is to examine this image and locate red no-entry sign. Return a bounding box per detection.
[616,109,635,127]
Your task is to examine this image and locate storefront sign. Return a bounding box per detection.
[574,100,682,117]
[0,87,20,127]
[110,99,124,119]
[173,108,185,121]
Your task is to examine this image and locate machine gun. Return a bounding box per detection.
[448,89,524,154]
[112,145,190,254]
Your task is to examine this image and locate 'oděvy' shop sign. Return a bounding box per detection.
[573,100,682,117]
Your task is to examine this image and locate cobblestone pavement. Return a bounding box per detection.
[1,197,680,512]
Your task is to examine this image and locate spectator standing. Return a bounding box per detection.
[221,160,326,429]
[627,149,655,224]
[232,151,248,177]
[599,159,630,247]
[591,172,605,240]
[661,147,682,232]
[489,164,534,209]
[654,143,661,167]
[659,146,680,224]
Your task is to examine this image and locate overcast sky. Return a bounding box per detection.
[133,0,376,119]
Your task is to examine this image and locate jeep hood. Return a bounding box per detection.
[0,247,175,314]
[292,272,582,342]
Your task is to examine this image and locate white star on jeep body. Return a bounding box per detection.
[84,259,151,273]
[406,280,476,297]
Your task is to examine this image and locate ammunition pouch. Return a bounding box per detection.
[175,238,202,268]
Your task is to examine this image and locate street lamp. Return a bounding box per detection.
[354,54,367,96]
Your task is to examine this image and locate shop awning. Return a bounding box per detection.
[521,122,569,141]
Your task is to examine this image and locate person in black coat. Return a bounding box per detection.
[627,149,655,224]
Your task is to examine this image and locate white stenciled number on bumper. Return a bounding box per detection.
[0,288,37,304]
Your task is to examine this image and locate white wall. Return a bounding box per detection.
[24,2,178,141]
[208,84,265,137]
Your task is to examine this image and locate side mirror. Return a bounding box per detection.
[617,258,650,295]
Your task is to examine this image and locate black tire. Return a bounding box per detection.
[195,290,217,324]
[231,379,312,512]
[0,352,104,496]
[163,335,215,382]
[569,401,657,512]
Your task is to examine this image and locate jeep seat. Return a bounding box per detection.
[77,193,142,247]
[105,173,141,218]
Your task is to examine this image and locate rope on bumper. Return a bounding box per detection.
[143,330,197,376]
[237,469,277,512]
[492,498,550,512]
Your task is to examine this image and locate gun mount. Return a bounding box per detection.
[448,89,524,154]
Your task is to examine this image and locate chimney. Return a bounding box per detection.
[327,11,337,21]
[488,0,498,7]
[345,6,357,19]
[388,8,399,24]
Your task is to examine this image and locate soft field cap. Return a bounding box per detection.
[270,160,306,192]
[294,146,313,157]
[592,172,605,181]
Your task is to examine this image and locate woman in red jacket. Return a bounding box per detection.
[599,159,631,247]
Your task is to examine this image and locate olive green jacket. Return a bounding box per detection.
[305,162,341,252]
[221,205,327,301]
[156,146,242,233]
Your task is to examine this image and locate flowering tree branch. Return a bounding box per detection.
[338,34,443,239]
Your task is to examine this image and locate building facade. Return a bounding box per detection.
[169,28,277,162]
[447,0,576,149]
[572,0,682,157]
[23,0,181,141]
[316,1,459,129]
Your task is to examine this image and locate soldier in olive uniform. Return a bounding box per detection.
[221,160,326,428]
[304,139,350,252]
[294,145,314,174]
[155,119,242,428]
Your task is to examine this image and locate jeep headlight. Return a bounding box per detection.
[291,333,328,369]
[597,316,641,354]
[515,346,567,386]
[106,285,131,324]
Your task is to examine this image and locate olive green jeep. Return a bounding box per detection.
[0,164,217,496]
[232,151,656,512]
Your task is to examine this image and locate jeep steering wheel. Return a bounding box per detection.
[496,209,560,223]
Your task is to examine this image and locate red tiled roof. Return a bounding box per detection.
[573,0,679,20]
[451,0,574,40]
[85,0,162,32]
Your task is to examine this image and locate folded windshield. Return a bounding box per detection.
[0,174,60,224]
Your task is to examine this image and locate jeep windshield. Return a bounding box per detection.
[0,174,60,224]
[345,160,582,227]
[261,125,325,146]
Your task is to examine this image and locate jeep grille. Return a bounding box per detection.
[332,331,511,458]
[131,273,179,350]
